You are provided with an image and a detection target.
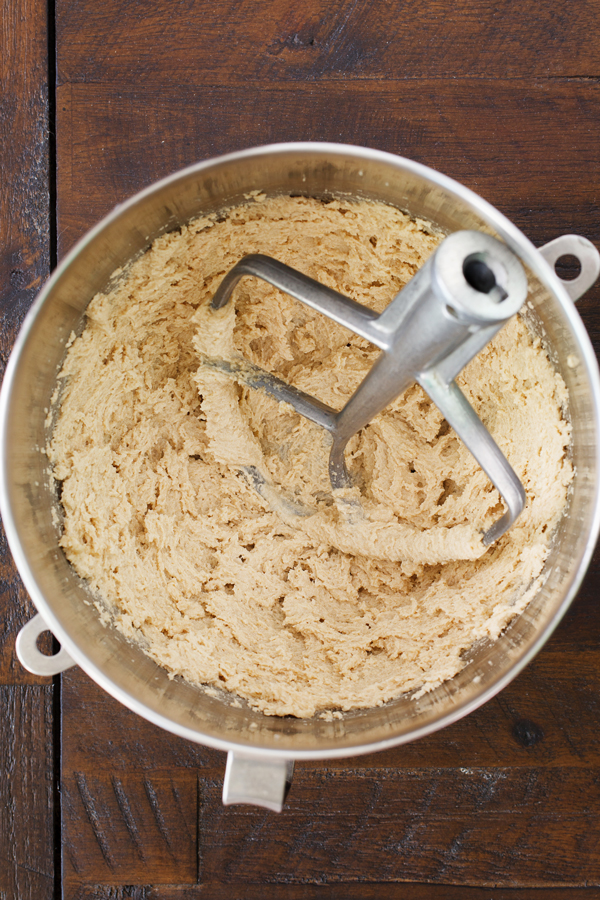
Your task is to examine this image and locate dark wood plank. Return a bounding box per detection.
[60,635,600,889]
[55,79,600,258]
[0,685,54,900]
[198,767,600,886]
[0,0,54,897]
[0,0,50,368]
[56,0,600,84]
[67,887,600,900]
[61,670,209,893]
[62,769,198,890]
[0,0,52,686]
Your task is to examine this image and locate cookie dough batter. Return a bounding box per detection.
[48,195,572,717]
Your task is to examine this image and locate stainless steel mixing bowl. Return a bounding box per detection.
[3,143,600,811]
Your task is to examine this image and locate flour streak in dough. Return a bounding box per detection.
[48,195,573,717]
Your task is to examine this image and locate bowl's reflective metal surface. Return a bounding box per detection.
[2,143,600,811]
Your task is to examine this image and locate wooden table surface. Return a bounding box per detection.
[3,1,600,897]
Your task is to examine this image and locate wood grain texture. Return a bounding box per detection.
[62,769,198,889]
[0,0,54,897]
[199,767,600,886]
[0,685,54,899]
[55,78,600,258]
[59,620,600,889]
[66,888,600,900]
[0,0,50,370]
[55,0,600,84]
[0,0,52,687]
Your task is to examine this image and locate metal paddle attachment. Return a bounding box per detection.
[207,230,528,545]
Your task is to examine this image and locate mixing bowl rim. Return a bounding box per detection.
[2,141,600,760]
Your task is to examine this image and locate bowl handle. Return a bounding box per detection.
[15,612,76,676]
[539,235,600,302]
[222,751,295,812]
